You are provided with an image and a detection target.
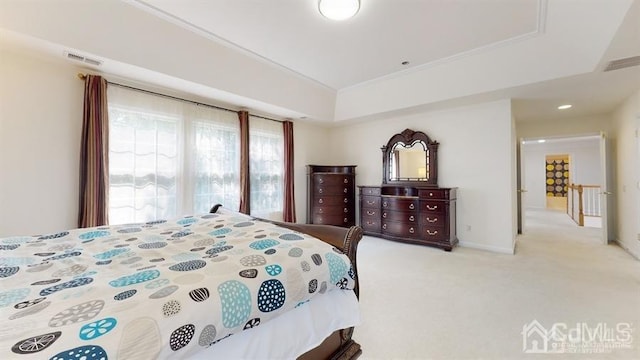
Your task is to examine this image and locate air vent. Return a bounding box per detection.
[603,55,640,72]
[64,51,103,67]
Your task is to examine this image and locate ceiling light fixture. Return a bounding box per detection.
[557,104,572,110]
[318,0,360,21]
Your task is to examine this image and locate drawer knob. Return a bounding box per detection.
[427,217,438,223]
[382,213,387,218]
[344,208,348,213]
[426,230,438,236]
[344,198,348,203]
[366,210,376,216]
[319,178,324,184]
[319,188,323,193]
[344,218,348,223]
[344,188,348,193]
[382,224,387,230]
[319,199,323,204]
[426,205,438,210]
[366,221,375,225]
[383,201,388,207]
[367,200,375,205]
[409,227,415,234]
[409,203,415,210]
[429,192,433,196]
[319,209,323,214]
[344,179,348,184]
[409,215,415,222]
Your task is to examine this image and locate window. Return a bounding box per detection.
[107,86,239,224]
[249,116,284,220]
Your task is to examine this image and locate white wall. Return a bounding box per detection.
[329,100,517,254]
[612,89,640,258]
[0,48,84,236]
[522,139,602,209]
[0,47,332,236]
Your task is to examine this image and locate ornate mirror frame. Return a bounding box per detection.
[381,128,439,186]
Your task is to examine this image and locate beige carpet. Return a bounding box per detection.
[353,209,640,359]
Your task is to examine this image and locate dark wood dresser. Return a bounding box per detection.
[307,165,356,227]
[359,185,457,250]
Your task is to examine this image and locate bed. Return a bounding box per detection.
[0,205,363,359]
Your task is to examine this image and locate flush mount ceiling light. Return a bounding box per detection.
[557,104,572,110]
[318,0,360,21]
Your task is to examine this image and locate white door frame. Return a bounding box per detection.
[600,132,615,244]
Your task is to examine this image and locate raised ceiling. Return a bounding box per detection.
[0,0,638,123]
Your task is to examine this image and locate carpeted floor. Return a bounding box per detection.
[353,209,640,359]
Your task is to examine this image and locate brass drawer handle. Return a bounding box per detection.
[319,208,323,214]
[382,213,387,218]
[383,201,388,207]
[409,203,415,210]
[366,221,375,225]
[409,227,415,234]
[319,199,323,204]
[319,178,324,184]
[344,198,348,203]
[319,188,323,194]
[426,205,438,210]
[409,215,415,222]
[366,211,376,216]
[367,200,376,205]
[343,208,348,213]
[343,218,348,223]
[344,178,348,184]
[343,188,348,193]
[382,224,387,230]
[426,230,438,236]
[427,217,438,223]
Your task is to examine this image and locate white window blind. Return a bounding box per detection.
[249,116,284,220]
[107,86,240,224]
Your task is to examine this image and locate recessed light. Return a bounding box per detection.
[558,104,572,110]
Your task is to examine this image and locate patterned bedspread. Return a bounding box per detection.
[0,209,355,359]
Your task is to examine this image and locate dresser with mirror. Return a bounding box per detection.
[359,129,458,251]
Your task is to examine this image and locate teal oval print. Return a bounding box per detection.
[79,317,117,340]
[210,228,231,236]
[325,253,349,284]
[109,269,160,287]
[78,230,110,240]
[249,239,279,250]
[217,280,251,328]
[94,248,130,260]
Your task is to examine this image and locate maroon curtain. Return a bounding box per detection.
[283,121,296,222]
[238,111,250,214]
[78,75,109,228]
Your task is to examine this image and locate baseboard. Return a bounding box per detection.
[613,239,640,261]
[458,241,515,255]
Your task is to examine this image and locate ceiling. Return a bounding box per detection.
[127,0,640,122]
[1,0,638,123]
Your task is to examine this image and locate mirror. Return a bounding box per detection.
[382,129,439,186]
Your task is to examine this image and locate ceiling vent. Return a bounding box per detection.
[64,51,103,67]
[603,55,640,72]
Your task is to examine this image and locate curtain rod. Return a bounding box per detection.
[77,73,284,123]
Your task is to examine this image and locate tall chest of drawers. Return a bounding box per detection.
[359,185,457,251]
[307,165,356,227]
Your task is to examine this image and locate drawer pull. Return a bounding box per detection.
[429,192,433,197]
[344,218,348,223]
[366,210,375,216]
[409,215,415,222]
[344,198,348,203]
[319,199,324,204]
[343,208,348,213]
[366,221,375,225]
[409,204,415,210]
[344,188,348,193]
[367,200,376,205]
[344,179,348,184]
[426,230,438,236]
[382,224,387,230]
[319,178,324,184]
[426,205,438,210]
[409,227,415,234]
[319,188,323,194]
[427,217,438,223]
[319,208,323,214]
[383,201,388,207]
[382,213,387,218]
